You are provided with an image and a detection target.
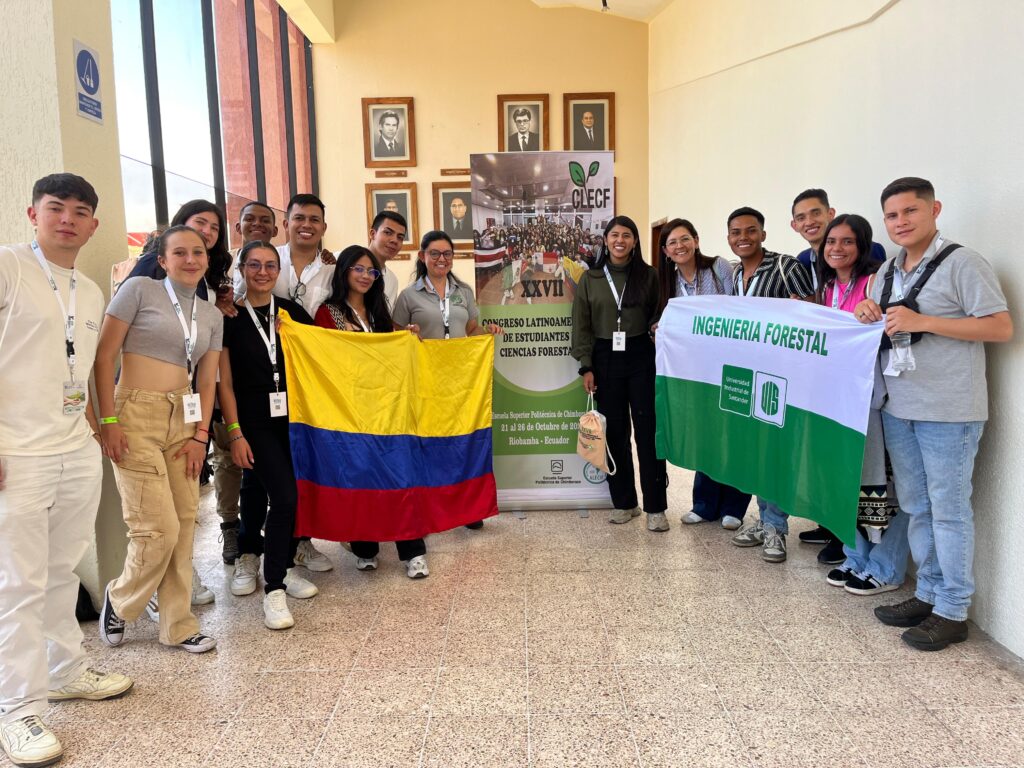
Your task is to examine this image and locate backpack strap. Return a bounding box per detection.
[901,242,961,305]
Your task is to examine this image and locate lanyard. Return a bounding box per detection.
[288,249,322,305]
[603,267,627,329]
[427,278,453,339]
[163,277,199,380]
[892,237,942,301]
[345,302,371,333]
[244,296,279,391]
[30,241,77,381]
[830,278,856,310]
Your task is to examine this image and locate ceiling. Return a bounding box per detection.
[530,0,674,22]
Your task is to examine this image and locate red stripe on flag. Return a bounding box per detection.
[294,474,499,542]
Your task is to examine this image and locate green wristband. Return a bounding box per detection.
[227,422,241,432]
[100,416,119,425]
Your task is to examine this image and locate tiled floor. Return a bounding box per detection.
[22,466,1024,768]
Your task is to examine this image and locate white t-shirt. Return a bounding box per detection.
[382,265,398,310]
[274,245,335,316]
[0,243,106,456]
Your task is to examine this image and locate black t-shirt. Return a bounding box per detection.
[222,296,313,425]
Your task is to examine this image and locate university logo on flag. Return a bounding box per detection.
[753,372,787,427]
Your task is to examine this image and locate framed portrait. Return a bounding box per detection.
[365,182,418,254]
[361,97,417,168]
[497,93,549,152]
[563,92,615,152]
[432,182,473,250]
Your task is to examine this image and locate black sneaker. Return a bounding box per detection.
[816,538,846,565]
[901,614,968,651]
[99,583,125,647]
[874,597,933,627]
[465,520,484,530]
[844,574,899,596]
[220,521,240,565]
[798,526,833,544]
[177,633,217,654]
[826,567,853,587]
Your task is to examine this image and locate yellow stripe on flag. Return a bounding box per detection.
[278,311,493,438]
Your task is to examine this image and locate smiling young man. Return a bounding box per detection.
[0,174,133,767]
[726,207,814,563]
[855,177,1012,651]
[367,210,407,309]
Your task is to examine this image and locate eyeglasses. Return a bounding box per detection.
[665,235,694,248]
[427,250,455,261]
[243,262,280,273]
[349,265,381,279]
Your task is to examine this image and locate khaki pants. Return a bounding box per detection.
[211,421,241,524]
[108,386,200,645]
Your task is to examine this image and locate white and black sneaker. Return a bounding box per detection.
[845,574,899,596]
[99,582,126,647]
[826,567,853,587]
[144,593,159,622]
[176,633,217,654]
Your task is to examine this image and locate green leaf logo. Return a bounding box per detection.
[569,161,586,187]
[588,161,600,179]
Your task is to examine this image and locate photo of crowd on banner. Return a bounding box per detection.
[0,168,1013,767]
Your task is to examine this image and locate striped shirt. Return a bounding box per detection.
[733,251,813,299]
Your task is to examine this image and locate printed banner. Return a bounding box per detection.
[655,297,884,544]
[471,151,614,510]
[279,313,498,541]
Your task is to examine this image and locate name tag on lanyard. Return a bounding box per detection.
[269,391,288,417]
[164,278,201,424]
[604,267,627,352]
[244,296,288,417]
[31,241,84,415]
[183,392,202,423]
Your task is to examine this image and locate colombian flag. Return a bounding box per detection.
[279,313,498,542]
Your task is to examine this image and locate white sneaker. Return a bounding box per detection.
[263,589,295,630]
[144,593,159,622]
[284,568,319,598]
[721,515,743,530]
[48,667,133,701]
[231,553,261,596]
[681,510,706,524]
[356,557,378,571]
[609,507,641,524]
[406,555,430,579]
[0,715,62,767]
[191,568,215,605]
[294,540,333,572]
[646,512,670,532]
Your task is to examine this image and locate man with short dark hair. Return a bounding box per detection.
[374,110,404,157]
[368,210,407,309]
[855,177,1011,650]
[0,174,133,767]
[791,188,886,289]
[507,107,539,151]
[725,207,814,564]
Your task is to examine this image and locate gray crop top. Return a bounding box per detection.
[107,276,223,367]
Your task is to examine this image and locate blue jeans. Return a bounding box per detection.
[758,497,789,535]
[692,472,750,522]
[841,508,911,585]
[881,413,984,622]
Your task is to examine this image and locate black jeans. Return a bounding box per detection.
[352,539,426,562]
[238,418,299,593]
[592,335,667,513]
[691,471,750,521]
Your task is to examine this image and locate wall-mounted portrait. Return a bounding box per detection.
[497,94,549,152]
[361,97,417,168]
[432,182,473,249]
[563,92,615,152]
[365,182,418,253]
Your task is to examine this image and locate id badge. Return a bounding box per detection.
[612,331,626,351]
[182,393,202,424]
[269,391,288,417]
[63,381,87,416]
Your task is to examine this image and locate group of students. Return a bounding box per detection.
[569,177,1011,657]
[0,171,1012,767]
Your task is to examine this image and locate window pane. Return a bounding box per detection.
[153,0,216,188]
[120,155,158,234]
[213,0,258,202]
[288,20,312,194]
[253,0,289,210]
[111,0,151,164]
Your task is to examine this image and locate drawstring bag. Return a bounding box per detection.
[577,393,616,475]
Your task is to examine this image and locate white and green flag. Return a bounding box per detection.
[655,297,884,544]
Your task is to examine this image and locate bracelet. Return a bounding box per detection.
[99,416,119,425]
[226,422,241,432]
[228,434,245,444]
[191,436,209,445]
[196,426,209,433]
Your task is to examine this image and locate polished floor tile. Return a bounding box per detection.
[19,480,1024,768]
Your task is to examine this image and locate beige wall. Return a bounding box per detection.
[0,0,130,600]
[312,0,649,287]
[649,0,1024,655]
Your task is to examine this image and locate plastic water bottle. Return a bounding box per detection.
[890,331,915,372]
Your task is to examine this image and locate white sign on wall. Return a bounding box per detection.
[74,40,102,124]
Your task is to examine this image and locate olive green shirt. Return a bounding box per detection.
[570,259,660,368]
